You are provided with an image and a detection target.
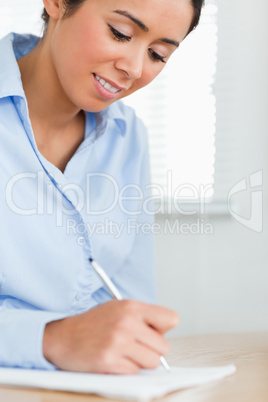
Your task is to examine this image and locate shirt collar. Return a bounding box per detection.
[0,33,39,99]
[97,101,127,137]
[0,32,127,136]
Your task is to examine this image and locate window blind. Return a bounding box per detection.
[123,1,218,212]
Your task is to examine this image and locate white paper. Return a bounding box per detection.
[0,365,236,401]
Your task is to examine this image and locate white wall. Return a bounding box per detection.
[155,0,268,337]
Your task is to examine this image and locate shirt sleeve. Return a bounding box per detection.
[0,301,67,369]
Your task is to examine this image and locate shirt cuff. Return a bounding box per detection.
[0,308,68,370]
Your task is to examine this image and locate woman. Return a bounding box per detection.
[0,0,204,373]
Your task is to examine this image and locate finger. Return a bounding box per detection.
[118,300,179,334]
[104,357,140,375]
[135,323,170,356]
[125,342,163,370]
[143,304,180,334]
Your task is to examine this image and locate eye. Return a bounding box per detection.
[108,24,131,42]
[148,49,166,64]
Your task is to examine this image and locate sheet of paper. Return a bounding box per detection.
[0,365,236,401]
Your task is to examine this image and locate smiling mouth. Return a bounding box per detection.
[94,74,122,94]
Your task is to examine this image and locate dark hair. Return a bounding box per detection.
[42,0,86,33]
[187,0,205,34]
[42,0,205,35]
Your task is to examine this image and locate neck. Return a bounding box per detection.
[17,30,81,137]
[17,28,86,172]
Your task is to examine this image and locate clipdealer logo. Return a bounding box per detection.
[228,170,263,233]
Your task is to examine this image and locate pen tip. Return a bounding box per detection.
[89,258,93,263]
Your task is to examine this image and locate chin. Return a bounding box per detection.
[79,99,118,113]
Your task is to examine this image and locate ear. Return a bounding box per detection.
[43,0,63,20]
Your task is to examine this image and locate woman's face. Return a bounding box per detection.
[48,0,194,112]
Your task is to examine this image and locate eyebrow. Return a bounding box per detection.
[113,9,180,48]
[113,10,149,32]
[160,38,180,48]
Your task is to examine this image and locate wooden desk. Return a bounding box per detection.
[0,333,267,401]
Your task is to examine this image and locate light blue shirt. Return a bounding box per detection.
[0,33,156,369]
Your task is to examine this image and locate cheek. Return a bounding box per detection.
[54,22,110,72]
[73,17,118,65]
[51,24,86,78]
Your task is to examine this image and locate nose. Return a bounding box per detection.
[115,49,144,80]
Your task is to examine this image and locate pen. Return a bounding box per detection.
[89,258,170,373]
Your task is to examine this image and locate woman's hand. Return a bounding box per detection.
[43,300,179,374]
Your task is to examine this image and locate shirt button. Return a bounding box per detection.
[77,236,85,246]
[75,293,82,302]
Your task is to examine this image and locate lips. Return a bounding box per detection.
[95,74,121,93]
[92,73,127,100]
